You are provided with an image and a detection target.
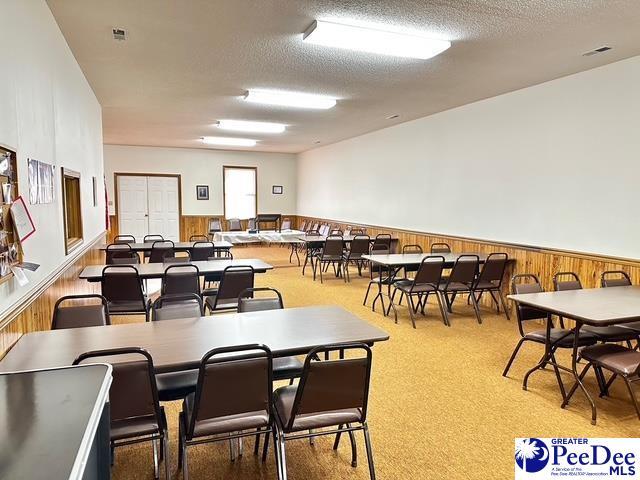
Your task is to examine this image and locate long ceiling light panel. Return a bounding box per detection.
[303,20,451,60]
[217,119,286,134]
[244,89,337,109]
[201,136,257,147]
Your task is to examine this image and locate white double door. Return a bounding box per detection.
[117,175,179,242]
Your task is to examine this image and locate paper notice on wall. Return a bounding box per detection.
[10,266,28,286]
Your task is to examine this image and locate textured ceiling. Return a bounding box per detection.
[47,0,640,153]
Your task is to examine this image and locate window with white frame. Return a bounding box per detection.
[223,166,257,219]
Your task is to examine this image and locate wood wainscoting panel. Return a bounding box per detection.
[0,235,105,358]
[295,216,640,311]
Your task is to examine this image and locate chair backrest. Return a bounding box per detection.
[299,220,307,231]
[413,256,445,286]
[322,235,344,257]
[311,222,320,231]
[403,244,423,254]
[305,229,320,236]
[281,218,292,230]
[101,265,145,305]
[189,234,209,242]
[144,234,164,243]
[475,253,508,286]
[553,272,582,291]
[163,253,192,264]
[349,235,371,256]
[113,235,136,244]
[152,293,204,321]
[284,343,371,431]
[214,266,255,307]
[372,234,391,249]
[191,241,215,261]
[237,287,284,313]
[208,249,233,260]
[330,228,343,235]
[208,218,222,233]
[52,294,110,329]
[162,264,200,295]
[430,242,451,254]
[106,243,136,264]
[228,218,242,231]
[351,228,366,235]
[601,270,632,288]
[73,348,163,432]
[149,240,175,263]
[446,255,479,286]
[511,274,548,335]
[186,344,272,439]
[248,218,257,230]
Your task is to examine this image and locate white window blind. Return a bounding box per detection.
[224,167,256,219]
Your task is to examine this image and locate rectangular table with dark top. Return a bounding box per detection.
[99,240,233,252]
[0,306,390,374]
[508,285,640,424]
[79,258,273,281]
[0,364,112,480]
[362,252,493,269]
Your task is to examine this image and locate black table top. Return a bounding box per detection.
[0,364,111,480]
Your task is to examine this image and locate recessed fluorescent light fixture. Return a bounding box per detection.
[303,20,451,60]
[201,136,257,147]
[216,119,286,134]
[244,89,337,109]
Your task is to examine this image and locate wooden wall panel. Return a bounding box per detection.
[296,216,640,292]
[0,236,104,358]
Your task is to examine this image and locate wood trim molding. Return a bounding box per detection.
[0,231,105,330]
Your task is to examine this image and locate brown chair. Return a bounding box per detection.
[502,274,598,399]
[162,264,200,296]
[400,244,423,278]
[311,222,320,231]
[330,228,343,235]
[201,251,235,291]
[472,253,510,319]
[281,218,292,230]
[152,294,204,402]
[363,245,395,314]
[143,234,165,261]
[563,343,640,421]
[343,235,371,280]
[430,242,451,254]
[208,217,222,235]
[298,220,307,231]
[149,240,175,263]
[106,243,140,264]
[302,230,322,276]
[601,270,632,288]
[372,234,391,251]
[316,235,346,283]
[248,218,257,230]
[191,241,215,261]
[204,265,255,313]
[554,272,636,345]
[440,255,482,324]
[272,343,376,480]
[351,228,366,235]
[238,288,303,382]
[178,344,274,479]
[52,294,110,329]
[189,234,209,242]
[390,256,448,328]
[228,218,243,231]
[114,234,136,244]
[101,265,151,321]
[73,347,170,480]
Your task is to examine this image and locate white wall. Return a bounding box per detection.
[298,55,640,259]
[0,1,104,318]
[103,145,297,217]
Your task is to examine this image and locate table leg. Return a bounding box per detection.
[562,321,597,425]
[522,314,554,391]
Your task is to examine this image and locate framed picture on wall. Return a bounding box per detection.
[272,185,283,195]
[196,185,209,200]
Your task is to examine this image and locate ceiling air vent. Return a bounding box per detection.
[582,46,612,57]
[112,28,127,41]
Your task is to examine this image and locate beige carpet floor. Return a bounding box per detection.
[109,246,639,479]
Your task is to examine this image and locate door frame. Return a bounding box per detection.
[114,172,183,240]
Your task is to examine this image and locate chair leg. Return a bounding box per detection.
[622,377,640,420]
[502,338,527,377]
[344,423,358,467]
[262,428,270,462]
[498,290,511,320]
[333,424,343,450]
[363,422,377,480]
[177,413,183,469]
[254,428,261,456]
[276,425,288,480]
[469,291,483,324]
[364,282,373,306]
[407,295,417,329]
[163,432,170,480]
[153,439,159,479]
[435,292,450,327]
[319,261,323,284]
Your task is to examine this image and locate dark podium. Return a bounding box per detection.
[255,213,282,231]
[0,364,112,480]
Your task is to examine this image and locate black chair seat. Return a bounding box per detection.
[201,288,218,297]
[107,297,150,313]
[395,281,438,294]
[440,281,472,291]
[156,370,199,402]
[204,295,237,311]
[474,280,500,289]
[525,328,598,347]
[320,255,343,261]
[273,356,304,381]
[581,344,640,375]
[583,325,638,343]
[620,321,640,333]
